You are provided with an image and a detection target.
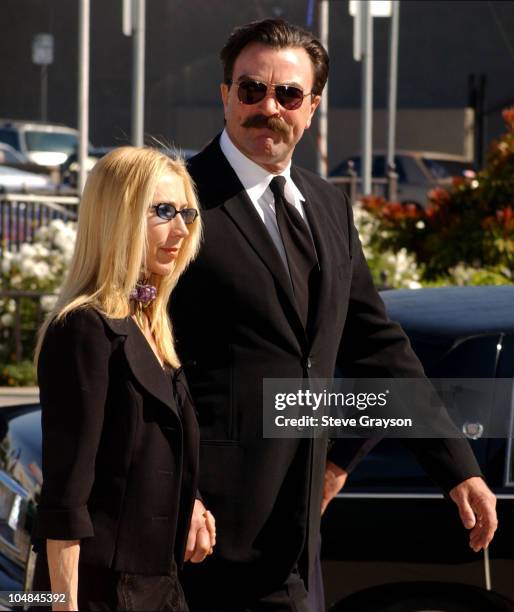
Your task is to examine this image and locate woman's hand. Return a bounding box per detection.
[46,539,80,611]
[184,499,216,563]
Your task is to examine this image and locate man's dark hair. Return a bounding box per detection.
[220,19,329,96]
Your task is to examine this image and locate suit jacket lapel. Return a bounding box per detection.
[192,138,307,344]
[291,168,333,348]
[222,192,296,306]
[102,315,178,416]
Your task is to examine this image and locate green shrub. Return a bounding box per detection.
[359,107,514,285]
[0,361,37,387]
[1,219,75,386]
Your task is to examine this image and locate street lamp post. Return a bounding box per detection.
[386,0,400,201]
[123,0,146,147]
[317,0,329,178]
[78,0,90,195]
[350,1,395,196]
[32,34,54,123]
[360,1,373,195]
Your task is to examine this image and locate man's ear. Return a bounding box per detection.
[305,94,322,129]
[220,82,230,117]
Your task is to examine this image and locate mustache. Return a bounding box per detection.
[242,115,291,136]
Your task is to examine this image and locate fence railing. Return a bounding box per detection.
[0,290,54,364]
[0,193,79,255]
[0,173,397,257]
[326,170,398,203]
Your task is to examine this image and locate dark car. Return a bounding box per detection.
[0,404,41,607]
[60,146,114,188]
[0,142,53,177]
[330,150,475,207]
[60,146,198,187]
[0,143,30,168]
[322,285,514,611]
[1,287,513,610]
[0,121,80,169]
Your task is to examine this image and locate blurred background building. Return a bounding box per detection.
[1,0,513,171]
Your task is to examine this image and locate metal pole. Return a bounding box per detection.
[78,0,90,195]
[386,0,400,171]
[361,1,373,195]
[484,547,492,591]
[317,0,329,178]
[41,65,48,122]
[477,74,487,169]
[132,0,146,146]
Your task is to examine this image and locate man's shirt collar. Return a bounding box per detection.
[220,129,304,204]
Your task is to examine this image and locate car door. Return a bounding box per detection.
[321,333,514,610]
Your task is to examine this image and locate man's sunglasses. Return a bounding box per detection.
[151,203,198,225]
[230,79,313,111]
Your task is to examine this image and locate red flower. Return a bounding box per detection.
[502,107,514,132]
[451,176,466,188]
[361,195,383,213]
[483,207,514,233]
[498,207,513,222]
[428,187,450,206]
[496,206,514,230]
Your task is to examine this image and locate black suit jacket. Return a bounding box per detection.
[34,308,199,575]
[170,136,481,605]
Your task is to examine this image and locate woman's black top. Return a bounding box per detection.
[33,308,199,576]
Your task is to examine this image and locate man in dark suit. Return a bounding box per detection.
[170,19,497,612]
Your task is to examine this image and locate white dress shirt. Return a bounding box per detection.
[219,129,312,271]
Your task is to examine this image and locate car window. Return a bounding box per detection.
[346,334,502,490]
[25,131,77,155]
[400,155,427,184]
[415,334,501,378]
[393,157,407,183]
[496,334,514,379]
[2,409,42,483]
[370,155,407,183]
[334,157,360,176]
[4,151,19,164]
[371,155,386,178]
[496,334,514,487]
[0,129,20,150]
[422,158,471,180]
[0,148,22,164]
[331,155,406,182]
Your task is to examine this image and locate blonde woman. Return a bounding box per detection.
[32,147,215,611]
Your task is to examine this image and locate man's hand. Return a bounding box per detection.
[321,461,348,515]
[449,476,497,552]
[184,499,216,563]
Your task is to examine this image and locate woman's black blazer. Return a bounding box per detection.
[33,308,199,576]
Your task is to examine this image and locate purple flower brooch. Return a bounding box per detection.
[130,283,157,308]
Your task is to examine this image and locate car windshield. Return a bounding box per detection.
[0,146,24,165]
[422,158,471,179]
[330,155,407,183]
[25,130,77,155]
[3,409,42,485]
[0,129,20,150]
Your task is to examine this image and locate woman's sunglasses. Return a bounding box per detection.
[231,79,313,111]
[151,203,198,225]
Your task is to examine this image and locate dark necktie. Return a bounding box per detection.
[269,176,319,331]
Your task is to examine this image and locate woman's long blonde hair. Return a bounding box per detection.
[35,146,202,368]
